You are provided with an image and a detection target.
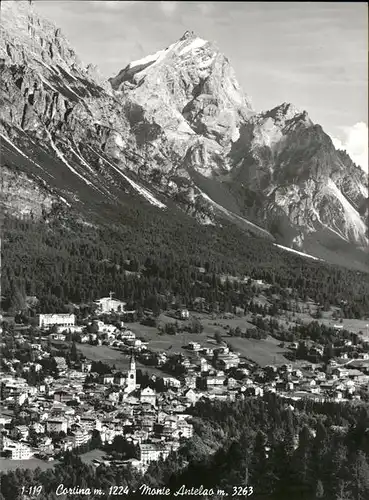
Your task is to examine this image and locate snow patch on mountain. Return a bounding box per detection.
[198,189,272,237]
[122,175,167,209]
[59,196,71,207]
[63,82,81,100]
[198,54,216,69]
[1,133,50,175]
[179,38,207,56]
[90,147,166,209]
[113,134,125,148]
[128,41,179,73]
[274,244,322,261]
[129,50,166,70]
[70,146,96,175]
[60,64,78,82]
[39,75,58,93]
[325,179,367,244]
[46,133,94,188]
[358,182,368,199]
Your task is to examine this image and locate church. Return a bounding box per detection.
[116,354,137,393]
[125,353,136,393]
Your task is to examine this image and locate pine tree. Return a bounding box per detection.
[315,479,324,499]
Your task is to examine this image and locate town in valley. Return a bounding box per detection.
[1,283,369,473]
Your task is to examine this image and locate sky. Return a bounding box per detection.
[34,0,368,172]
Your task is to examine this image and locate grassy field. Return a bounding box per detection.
[80,449,106,465]
[78,306,368,373]
[226,335,289,367]
[294,311,369,336]
[78,310,292,371]
[199,314,255,333]
[77,343,166,377]
[0,457,58,472]
[127,315,218,354]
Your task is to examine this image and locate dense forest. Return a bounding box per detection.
[2,208,369,318]
[1,394,368,500]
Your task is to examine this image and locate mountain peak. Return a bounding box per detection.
[263,102,312,127]
[0,0,81,72]
[180,30,198,42]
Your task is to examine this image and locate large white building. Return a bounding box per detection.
[95,292,126,314]
[0,437,34,460]
[140,387,156,406]
[72,429,92,447]
[139,443,170,466]
[39,313,75,329]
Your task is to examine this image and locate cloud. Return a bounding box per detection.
[332,122,368,173]
[160,1,178,17]
[88,1,138,10]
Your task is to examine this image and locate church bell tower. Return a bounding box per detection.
[127,352,136,391]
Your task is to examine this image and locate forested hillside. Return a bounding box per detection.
[2,209,369,319]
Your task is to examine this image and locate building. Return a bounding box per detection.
[183,375,196,389]
[1,437,34,460]
[183,388,198,404]
[80,416,102,432]
[103,375,114,385]
[54,390,74,403]
[139,443,170,466]
[125,338,142,348]
[200,358,209,373]
[46,418,68,434]
[113,374,124,387]
[81,361,92,373]
[140,387,156,406]
[50,333,66,341]
[39,314,75,329]
[14,392,28,406]
[54,357,68,374]
[200,375,226,389]
[177,309,190,320]
[125,354,136,393]
[188,342,201,351]
[11,425,29,440]
[72,429,92,447]
[95,292,126,314]
[216,354,240,371]
[163,377,181,389]
[177,420,194,438]
[32,422,45,434]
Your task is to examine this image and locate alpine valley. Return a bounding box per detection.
[1,0,369,306]
[2,5,369,500]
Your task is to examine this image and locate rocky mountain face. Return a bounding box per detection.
[1,1,368,265]
[0,165,59,219]
[227,104,368,248]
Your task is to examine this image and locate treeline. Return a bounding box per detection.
[2,212,369,318]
